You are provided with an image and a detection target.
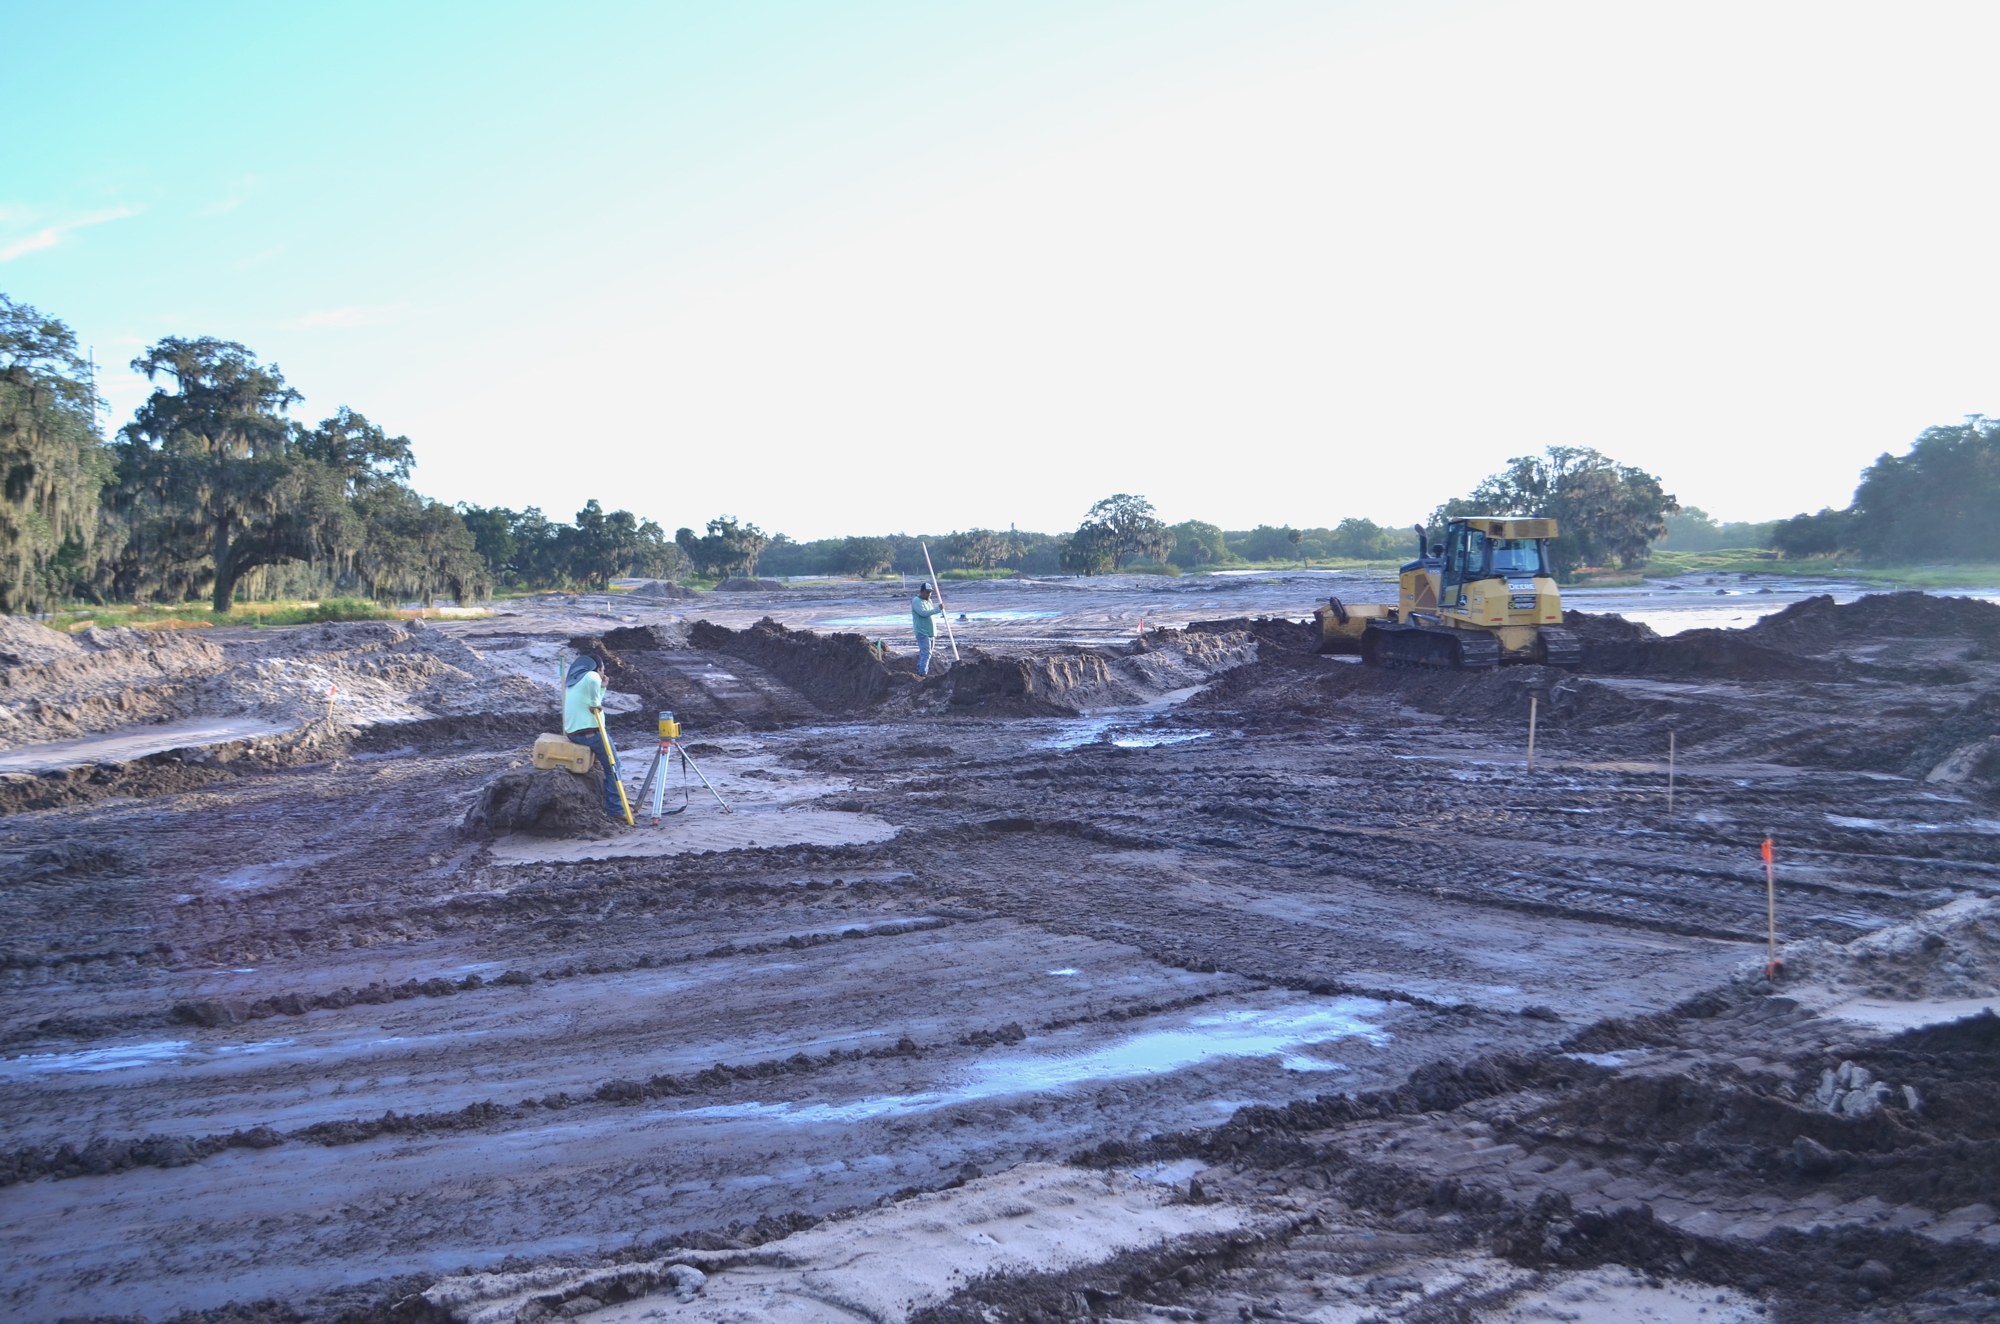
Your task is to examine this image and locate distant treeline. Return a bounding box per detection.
[0,294,1450,613]
[744,516,1414,578]
[1767,417,2000,562]
[6,291,1990,614]
[1655,509,1780,553]
[0,294,698,613]
[445,510,1417,583]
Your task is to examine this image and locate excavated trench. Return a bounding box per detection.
[0,590,1998,1323]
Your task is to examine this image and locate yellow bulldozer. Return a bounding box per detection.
[1314,517,1581,670]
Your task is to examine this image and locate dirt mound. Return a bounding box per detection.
[1582,626,1841,680]
[2,618,551,767]
[0,616,82,664]
[1562,609,1659,645]
[575,620,1261,725]
[942,648,1115,716]
[1583,593,2000,681]
[462,765,611,837]
[712,578,786,592]
[1774,896,2000,1004]
[939,631,1258,717]
[689,616,901,712]
[630,579,704,600]
[1927,735,2000,789]
[1125,629,1260,689]
[211,620,551,731]
[597,623,688,651]
[0,628,229,746]
[1185,616,1319,653]
[1751,591,2000,652]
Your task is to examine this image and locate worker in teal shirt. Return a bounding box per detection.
[562,656,625,821]
[910,583,944,675]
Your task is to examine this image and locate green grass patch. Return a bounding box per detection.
[935,568,1019,580]
[1830,562,2000,589]
[45,604,229,632]
[297,598,395,623]
[1644,548,1787,576]
[37,596,464,632]
[1115,562,1181,576]
[1640,550,2000,588]
[1203,557,1403,574]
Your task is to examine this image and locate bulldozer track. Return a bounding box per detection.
[1361,620,1501,670]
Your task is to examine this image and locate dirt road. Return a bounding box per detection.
[3,582,1998,1323]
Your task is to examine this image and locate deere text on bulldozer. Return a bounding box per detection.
[1314,518,1581,670]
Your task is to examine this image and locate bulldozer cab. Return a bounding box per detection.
[1440,519,1553,607]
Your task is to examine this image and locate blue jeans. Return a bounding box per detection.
[567,727,627,818]
[916,635,933,675]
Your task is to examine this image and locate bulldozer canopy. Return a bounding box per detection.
[1455,517,1558,539]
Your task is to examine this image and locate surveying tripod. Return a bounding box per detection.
[631,710,732,826]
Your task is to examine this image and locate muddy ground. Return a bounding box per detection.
[3,581,2000,1324]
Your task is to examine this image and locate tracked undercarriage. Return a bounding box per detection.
[1359,618,1581,670]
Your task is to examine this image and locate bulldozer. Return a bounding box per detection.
[1314,518,1581,670]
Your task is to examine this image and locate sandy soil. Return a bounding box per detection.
[3,582,2000,1324]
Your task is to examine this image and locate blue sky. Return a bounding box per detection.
[5,0,1996,538]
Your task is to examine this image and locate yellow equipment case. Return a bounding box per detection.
[532,733,595,774]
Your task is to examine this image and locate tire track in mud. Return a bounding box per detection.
[849,729,1992,949]
[0,887,1437,1323]
[991,990,2000,1324]
[3,982,1254,1192]
[1,1016,1022,1187]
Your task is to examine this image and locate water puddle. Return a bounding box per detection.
[1132,1158,1208,1186]
[673,998,1389,1126]
[210,853,339,891]
[0,1037,296,1079]
[1563,1048,1651,1069]
[1804,912,1895,931]
[1041,717,1117,749]
[1617,607,1787,635]
[0,717,300,775]
[1826,814,2000,835]
[817,610,1064,630]
[1039,717,1214,750]
[1113,730,1213,749]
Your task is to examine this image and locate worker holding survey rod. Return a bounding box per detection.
[562,656,631,823]
[910,540,961,677]
[910,583,945,675]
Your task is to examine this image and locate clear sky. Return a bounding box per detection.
[5,0,1996,538]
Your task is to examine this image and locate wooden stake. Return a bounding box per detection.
[1667,730,1676,816]
[1526,695,1538,772]
[1762,836,1781,980]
